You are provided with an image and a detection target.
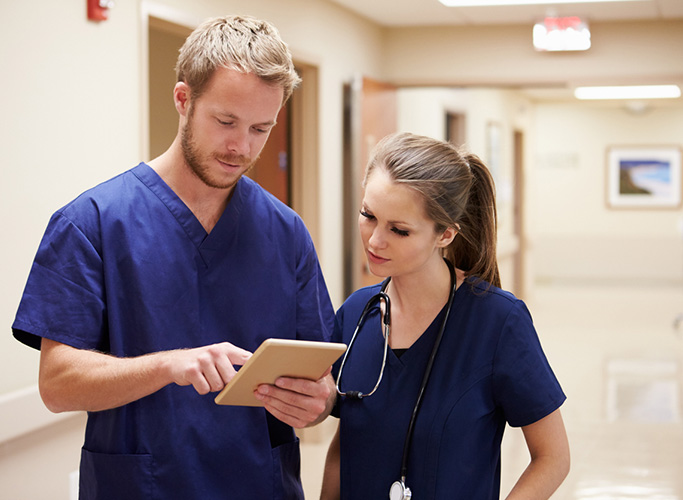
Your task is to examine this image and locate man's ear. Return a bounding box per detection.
[437,226,457,248]
[173,81,191,117]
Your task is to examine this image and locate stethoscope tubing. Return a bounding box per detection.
[398,260,457,481]
[336,259,458,497]
[335,290,391,400]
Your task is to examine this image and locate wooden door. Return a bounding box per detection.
[249,104,290,205]
[512,129,526,299]
[343,76,397,296]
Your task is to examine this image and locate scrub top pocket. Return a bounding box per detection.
[79,448,155,500]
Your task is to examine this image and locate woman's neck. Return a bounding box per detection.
[389,259,452,310]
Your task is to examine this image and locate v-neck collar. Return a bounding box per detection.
[387,282,463,367]
[388,302,447,366]
[131,163,245,266]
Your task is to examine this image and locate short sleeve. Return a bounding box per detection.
[12,211,107,351]
[492,301,565,427]
[294,216,335,343]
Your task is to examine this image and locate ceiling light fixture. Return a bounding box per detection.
[574,85,681,100]
[533,16,590,51]
[439,0,641,6]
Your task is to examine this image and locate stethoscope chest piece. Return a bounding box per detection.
[389,480,412,500]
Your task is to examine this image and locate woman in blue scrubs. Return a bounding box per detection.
[321,132,569,499]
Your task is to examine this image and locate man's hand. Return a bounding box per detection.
[254,368,336,428]
[163,342,252,395]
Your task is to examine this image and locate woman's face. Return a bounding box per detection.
[359,167,454,279]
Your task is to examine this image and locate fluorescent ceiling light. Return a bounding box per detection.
[439,0,641,6]
[574,85,681,100]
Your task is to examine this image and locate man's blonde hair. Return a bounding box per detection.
[175,15,301,104]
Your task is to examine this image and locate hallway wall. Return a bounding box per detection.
[532,100,683,285]
[382,20,683,87]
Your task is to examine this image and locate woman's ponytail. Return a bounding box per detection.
[445,153,500,289]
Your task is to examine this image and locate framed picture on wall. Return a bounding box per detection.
[606,146,682,208]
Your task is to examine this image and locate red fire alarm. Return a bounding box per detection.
[87,0,114,22]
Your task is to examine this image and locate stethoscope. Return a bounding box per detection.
[336,259,457,500]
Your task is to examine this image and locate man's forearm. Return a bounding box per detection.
[39,338,174,413]
[38,337,251,413]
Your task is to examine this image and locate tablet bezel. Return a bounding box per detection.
[214,338,346,407]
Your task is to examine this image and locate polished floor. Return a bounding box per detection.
[301,280,683,499]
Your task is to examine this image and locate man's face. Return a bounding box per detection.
[180,67,284,191]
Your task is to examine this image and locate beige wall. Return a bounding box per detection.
[532,100,683,285]
[383,20,683,87]
[2,0,682,498]
[1,0,144,396]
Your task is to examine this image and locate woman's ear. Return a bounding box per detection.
[437,226,457,248]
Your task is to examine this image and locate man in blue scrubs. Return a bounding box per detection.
[12,15,335,499]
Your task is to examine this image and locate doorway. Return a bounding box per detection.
[446,111,466,146]
[342,76,398,296]
[146,14,320,243]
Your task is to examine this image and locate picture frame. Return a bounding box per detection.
[606,146,682,208]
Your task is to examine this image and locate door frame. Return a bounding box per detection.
[141,4,321,246]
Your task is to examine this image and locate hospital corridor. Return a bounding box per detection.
[2,0,683,498]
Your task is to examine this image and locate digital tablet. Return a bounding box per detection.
[214,338,347,407]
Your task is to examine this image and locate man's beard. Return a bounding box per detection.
[181,110,256,190]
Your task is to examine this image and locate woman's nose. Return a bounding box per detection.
[368,227,386,249]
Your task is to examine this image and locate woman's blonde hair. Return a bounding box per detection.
[364,132,500,288]
[175,15,301,103]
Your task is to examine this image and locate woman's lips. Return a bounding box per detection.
[366,250,389,264]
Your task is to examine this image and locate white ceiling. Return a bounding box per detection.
[325,0,683,27]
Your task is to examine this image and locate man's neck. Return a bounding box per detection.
[148,146,233,233]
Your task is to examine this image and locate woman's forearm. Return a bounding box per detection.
[505,453,570,500]
[320,422,341,500]
[506,409,570,500]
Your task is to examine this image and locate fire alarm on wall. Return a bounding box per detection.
[87,0,114,22]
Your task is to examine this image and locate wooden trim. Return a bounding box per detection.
[290,63,321,249]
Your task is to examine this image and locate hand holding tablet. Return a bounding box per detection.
[214,338,347,407]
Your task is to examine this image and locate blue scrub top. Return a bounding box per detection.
[332,279,565,500]
[13,163,335,500]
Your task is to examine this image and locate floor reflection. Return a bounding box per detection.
[301,280,683,499]
[502,281,683,499]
